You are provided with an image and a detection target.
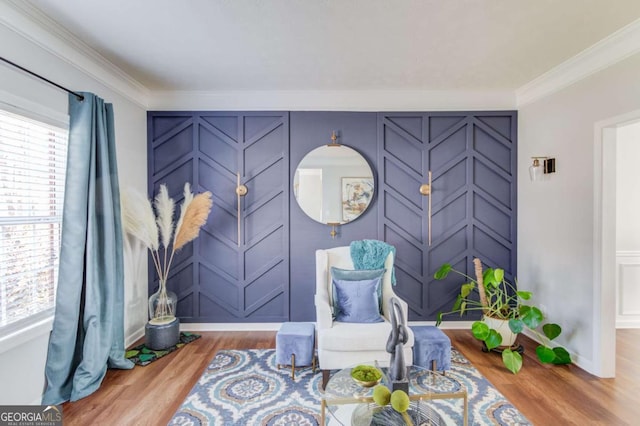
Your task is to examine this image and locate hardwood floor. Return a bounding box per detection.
[61,329,640,425]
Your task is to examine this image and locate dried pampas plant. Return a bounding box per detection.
[121,182,213,323]
[121,188,159,252]
[174,182,194,240]
[173,192,213,251]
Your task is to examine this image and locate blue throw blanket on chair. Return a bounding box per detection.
[350,239,396,285]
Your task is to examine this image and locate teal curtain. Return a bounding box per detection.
[42,93,134,405]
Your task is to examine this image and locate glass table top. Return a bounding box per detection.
[321,362,467,426]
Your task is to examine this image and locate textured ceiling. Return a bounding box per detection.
[25,0,640,92]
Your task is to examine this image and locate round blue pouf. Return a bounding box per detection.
[145,318,180,350]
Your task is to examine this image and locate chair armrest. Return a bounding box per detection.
[315,294,333,330]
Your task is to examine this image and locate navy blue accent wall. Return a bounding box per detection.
[289,112,379,321]
[148,111,290,323]
[148,110,517,323]
[378,112,517,321]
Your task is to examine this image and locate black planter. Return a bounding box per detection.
[145,317,180,350]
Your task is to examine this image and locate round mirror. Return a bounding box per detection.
[293,145,374,224]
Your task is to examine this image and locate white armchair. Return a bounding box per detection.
[315,246,414,388]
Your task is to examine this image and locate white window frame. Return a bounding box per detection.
[0,94,68,352]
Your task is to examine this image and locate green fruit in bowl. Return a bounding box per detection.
[390,389,410,413]
[372,385,391,406]
[350,365,382,385]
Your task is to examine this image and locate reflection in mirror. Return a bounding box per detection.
[294,145,374,225]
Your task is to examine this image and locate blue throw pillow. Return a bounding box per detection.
[332,277,384,323]
[330,267,385,316]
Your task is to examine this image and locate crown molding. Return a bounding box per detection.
[0,0,149,108]
[148,89,516,111]
[516,18,640,107]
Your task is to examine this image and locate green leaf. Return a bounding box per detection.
[520,305,543,329]
[508,318,524,334]
[493,268,504,283]
[484,329,502,350]
[141,347,152,354]
[434,264,452,280]
[551,347,572,365]
[543,323,562,340]
[471,321,490,340]
[138,354,155,362]
[483,268,498,287]
[536,345,557,363]
[460,282,475,298]
[502,349,523,374]
[125,350,139,358]
[452,295,462,312]
[516,291,532,300]
[460,301,467,315]
[436,312,443,326]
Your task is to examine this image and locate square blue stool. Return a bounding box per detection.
[410,325,451,373]
[276,322,316,380]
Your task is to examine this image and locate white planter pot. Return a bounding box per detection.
[483,316,518,347]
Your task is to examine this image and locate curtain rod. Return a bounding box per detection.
[0,56,85,101]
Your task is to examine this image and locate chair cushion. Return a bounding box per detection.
[319,321,414,351]
[333,277,384,323]
[330,267,385,315]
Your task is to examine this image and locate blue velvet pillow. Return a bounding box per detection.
[330,267,385,316]
[332,277,384,323]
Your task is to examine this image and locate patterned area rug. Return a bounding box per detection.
[126,332,200,366]
[170,348,531,426]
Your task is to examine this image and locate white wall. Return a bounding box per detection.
[615,122,640,327]
[518,52,640,373]
[0,23,147,403]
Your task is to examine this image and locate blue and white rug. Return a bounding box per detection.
[169,348,530,426]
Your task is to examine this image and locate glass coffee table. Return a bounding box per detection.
[320,362,467,426]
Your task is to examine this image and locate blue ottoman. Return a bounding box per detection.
[276,322,316,380]
[410,325,451,372]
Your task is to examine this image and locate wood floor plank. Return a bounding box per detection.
[60,329,639,425]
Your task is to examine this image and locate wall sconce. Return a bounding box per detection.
[529,157,556,181]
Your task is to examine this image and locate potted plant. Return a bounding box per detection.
[434,258,571,373]
[122,182,212,349]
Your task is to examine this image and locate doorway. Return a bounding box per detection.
[594,110,640,377]
[615,122,640,329]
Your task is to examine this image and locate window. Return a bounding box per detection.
[0,107,68,335]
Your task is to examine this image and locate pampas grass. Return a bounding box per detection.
[155,185,175,249]
[121,182,213,323]
[174,182,194,241]
[173,192,213,251]
[122,188,159,252]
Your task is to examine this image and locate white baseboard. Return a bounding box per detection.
[408,321,475,329]
[125,326,145,347]
[521,329,595,375]
[180,323,283,331]
[616,320,640,328]
[176,321,474,332]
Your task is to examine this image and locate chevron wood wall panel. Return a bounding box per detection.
[378,112,517,321]
[148,112,289,323]
[148,111,515,323]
